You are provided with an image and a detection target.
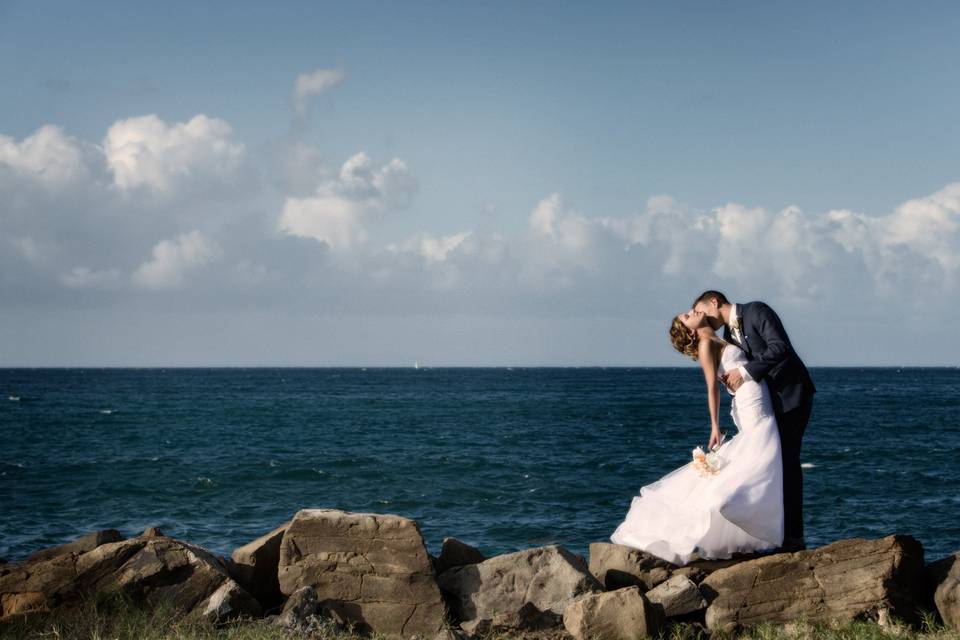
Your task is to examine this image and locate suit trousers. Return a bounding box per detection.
[776,395,814,542]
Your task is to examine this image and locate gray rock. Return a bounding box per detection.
[438,544,601,624]
[563,586,664,640]
[26,530,125,564]
[644,574,706,618]
[588,542,674,591]
[928,552,960,629]
[701,535,927,631]
[274,585,319,628]
[277,508,446,637]
[435,537,486,575]
[228,521,290,609]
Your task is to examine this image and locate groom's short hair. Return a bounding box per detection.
[694,290,729,307]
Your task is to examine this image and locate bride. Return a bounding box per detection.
[610,308,784,564]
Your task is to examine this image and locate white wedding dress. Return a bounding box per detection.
[610,343,784,564]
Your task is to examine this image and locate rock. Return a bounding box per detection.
[672,566,708,584]
[277,508,446,637]
[460,601,563,636]
[563,586,664,640]
[26,529,125,564]
[140,527,165,539]
[0,552,81,617]
[588,542,674,591]
[275,585,319,628]
[435,537,486,575]
[701,535,927,630]
[189,581,263,625]
[227,521,290,610]
[0,592,48,619]
[0,535,260,623]
[438,544,602,624]
[644,574,706,618]
[928,552,960,629]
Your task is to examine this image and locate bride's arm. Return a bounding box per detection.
[697,339,722,448]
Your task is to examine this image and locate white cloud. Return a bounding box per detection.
[387,231,472,263]
[294,67,347,115]
[133,230,222,289]
[102,114,245,194]
[278,152,417,250]
[0,125,96,189]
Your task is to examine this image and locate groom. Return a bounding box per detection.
[693,290,815,552]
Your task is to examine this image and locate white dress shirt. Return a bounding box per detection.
[729,303,753,382]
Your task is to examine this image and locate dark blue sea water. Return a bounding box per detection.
[2,368,958,564]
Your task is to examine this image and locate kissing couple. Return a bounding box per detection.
[610,291,816,564]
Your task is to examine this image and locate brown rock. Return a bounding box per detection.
[1,592,48,619]
[227,521,290,609]
[0,535,260,624]
[438,544,602,624]
[928,552,960,629]
[277,508,445,637]
[435,537,486,574]
[701,535,927,631]
[588,542,674,591]
[140,527,165,539]
[26,529,125,564]
[562,586,664,640]
[644,574,706,618]
[460,601,563,635]
[0,552,81,610]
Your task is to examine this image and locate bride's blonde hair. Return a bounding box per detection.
[670,317,699,361]
[670,317,725,361]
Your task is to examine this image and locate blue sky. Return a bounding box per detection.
[1,1,958,365]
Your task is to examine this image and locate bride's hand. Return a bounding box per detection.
[709,429,722,451]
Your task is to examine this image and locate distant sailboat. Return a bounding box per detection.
[414,360,420,370]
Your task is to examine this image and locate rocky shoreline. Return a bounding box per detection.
[1,508,957,639]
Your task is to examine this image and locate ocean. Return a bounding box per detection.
[1,367,958,564]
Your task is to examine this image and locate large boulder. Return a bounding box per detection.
[227,521,290,610]
[26,530,125,564]
[0,535,260,624]
[588,542,673,591]
[277,508,445,637]
[928,552,960,629]
[701,535,926,631]
[438,544,602,624]
[563,586,664,640]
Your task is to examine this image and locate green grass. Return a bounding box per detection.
[0,594,375,640]
[2,599,957,640]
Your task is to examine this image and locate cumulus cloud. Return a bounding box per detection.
[102,114,246,194]
[294,67,347,115]
[278,152,417,251]
[0,125,99,189]
[2,107,959,348]
[132,230,222,289]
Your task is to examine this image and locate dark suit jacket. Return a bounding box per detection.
[724,301,815,414]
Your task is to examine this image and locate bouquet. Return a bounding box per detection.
[691,439,727,478]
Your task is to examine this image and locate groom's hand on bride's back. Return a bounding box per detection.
[721,370,744,391]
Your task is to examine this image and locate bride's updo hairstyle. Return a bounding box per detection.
[670,317,699,361]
